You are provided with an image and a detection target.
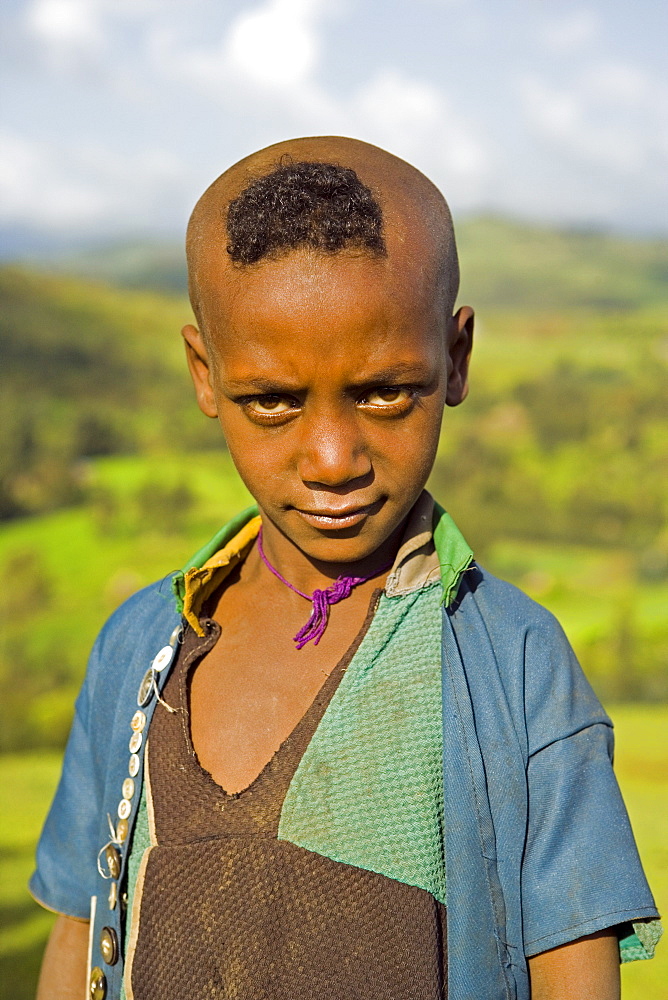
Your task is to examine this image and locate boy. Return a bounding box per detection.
[32,137,660,1000]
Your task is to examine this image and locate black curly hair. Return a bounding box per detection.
[226,159,386,265]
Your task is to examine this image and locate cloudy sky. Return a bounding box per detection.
[1,0,666,244]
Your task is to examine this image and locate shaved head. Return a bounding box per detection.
[181,137,474,569]
[186,136,460,338]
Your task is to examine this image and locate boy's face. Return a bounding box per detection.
[183,249,472,567]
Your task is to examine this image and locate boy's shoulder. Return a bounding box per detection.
[110,573,173,611]
[456,561,571,639]
[82,572,181,705]
[455,563,611,752]
[96,573,179,649]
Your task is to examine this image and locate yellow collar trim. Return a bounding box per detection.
[181,515,262,636]
[180,491,471,636]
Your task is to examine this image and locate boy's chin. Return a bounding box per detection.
[272,503,408,568]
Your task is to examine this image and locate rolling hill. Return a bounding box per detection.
[22,216,668,310]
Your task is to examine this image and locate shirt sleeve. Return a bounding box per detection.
[29,628,106,919]
[521,720,662,960]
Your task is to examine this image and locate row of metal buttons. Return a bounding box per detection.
[90,624,182,999]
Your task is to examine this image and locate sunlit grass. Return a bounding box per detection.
[613,705,667,999]
[0,753,60,999]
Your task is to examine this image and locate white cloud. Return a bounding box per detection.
[519,67,668,186]
[355,71,442,142]
[24,0,163,72]
[26,0,104,56]
[225,0,323,89]
[354,70,488,191]
[151,0,338,115]
[521,78,583,137]
[152,8,490,207]
[582,62,652,107]
[0,131,190,231]
[541,9,599,53]
[0,132,108,226]
[5,0,664,235]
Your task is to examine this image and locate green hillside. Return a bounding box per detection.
[38,217,668,309]
[456,217,668,310]
[44,237,190,295]
[0,267,219,519]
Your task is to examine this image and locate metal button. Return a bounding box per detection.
[89,967,107,1000]
[129,731,143,754]
[137,668,154,707]
[108,881,118,910]
[152,645,174,672]
[104,844,121,880]
[122,777,135,800]
[116,818,129,844]
[100,926,119,966]
[117,798,131,820]
[128,753,140,777]
[130,710,146,733]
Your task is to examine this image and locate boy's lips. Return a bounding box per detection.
[294,500,381,529]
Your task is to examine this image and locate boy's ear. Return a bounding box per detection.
[445,306,474,407]
[181,323,218,418]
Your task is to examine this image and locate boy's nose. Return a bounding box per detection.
[297,415,372,488]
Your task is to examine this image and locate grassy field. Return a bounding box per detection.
[0,753,60,998]
[0,705,665,999]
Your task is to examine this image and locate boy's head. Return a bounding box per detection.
[182,136,473,568]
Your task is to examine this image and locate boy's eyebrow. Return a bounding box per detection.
[223,376,299,394]
[350,362,436,385]
[224,362,436,394]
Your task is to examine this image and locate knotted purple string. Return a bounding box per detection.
[257,527,392,649]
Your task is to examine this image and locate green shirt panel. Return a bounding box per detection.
[278,582,447,904]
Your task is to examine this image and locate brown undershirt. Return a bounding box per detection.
[126,595,447,999]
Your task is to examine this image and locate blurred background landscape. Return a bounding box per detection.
[1,0,667,996]
[1,222,666,997]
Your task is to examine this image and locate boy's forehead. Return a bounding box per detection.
[187,136,458,321]
[204,252,447,387]
[210,249,438,348]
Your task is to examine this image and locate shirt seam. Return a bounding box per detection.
[524,907,658,947]
[27,884,90,921]
[385,576,443,598]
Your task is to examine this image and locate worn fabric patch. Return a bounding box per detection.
[620,919,664,963]
[179,515,262,636]
[278,581,447,904]
[121,780,151,1000]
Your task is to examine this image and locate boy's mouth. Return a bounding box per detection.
[295,501,380,529]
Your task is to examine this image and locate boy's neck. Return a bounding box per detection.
[246,510,410,598]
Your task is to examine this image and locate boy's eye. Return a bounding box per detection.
[362,387,413,406]
[246,395,295,415]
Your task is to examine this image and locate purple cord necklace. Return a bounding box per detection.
[257,527,392,650]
